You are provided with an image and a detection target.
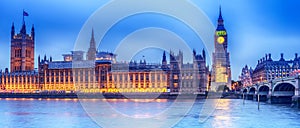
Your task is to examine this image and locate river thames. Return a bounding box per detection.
[0,98,299,128]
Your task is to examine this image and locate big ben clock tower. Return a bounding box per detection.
[212,7,232,87]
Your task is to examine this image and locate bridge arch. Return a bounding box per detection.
[272,82,296,97]
[258,85,269,95]
[248,87,256,94]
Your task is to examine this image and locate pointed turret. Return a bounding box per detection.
[20,22,26,35]
[38,55,40,64]
[162,51,167,63]
[91,28,95,44]
[218,6,223,22]
[20,10,28,35]
[162,51,167,69]
[11,22,15,39]
[87,28,97,60]
[202,49,206,61]
[44,54,47,61]
[193,49,196,56]
[217,6,225,31]
[31,24,35,40]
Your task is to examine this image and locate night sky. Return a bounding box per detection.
[0,0,299,80]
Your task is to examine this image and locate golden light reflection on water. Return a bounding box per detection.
[1,98,168,103]
[101,98,168,103]
[217,99,230,110]
[3,98,36,101]
[1,98,79,101]
[98,98,170,119]
[212,99,233,127]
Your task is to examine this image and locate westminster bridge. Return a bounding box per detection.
[241,75,300,105]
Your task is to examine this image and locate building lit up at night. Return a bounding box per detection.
[0,16,210,93]
[239,65,253,87]
[211,7,232,87]
[251,53,300,84]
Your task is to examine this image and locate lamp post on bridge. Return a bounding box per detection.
[258,91,260,110]
[243,87,245,105]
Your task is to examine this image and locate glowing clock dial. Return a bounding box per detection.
[217,36,225,44]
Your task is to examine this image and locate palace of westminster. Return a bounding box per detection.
[0,8,232,93]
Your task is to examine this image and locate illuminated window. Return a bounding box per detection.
[174,83,178,88]
[174,75,178,80]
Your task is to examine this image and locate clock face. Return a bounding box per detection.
[216,31,227,36]
[217,36,225,44]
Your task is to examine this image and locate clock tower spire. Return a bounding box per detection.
[218,6,224,27]
[212,6,232,87]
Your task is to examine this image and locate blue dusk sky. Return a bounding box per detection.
[0,0,299,80]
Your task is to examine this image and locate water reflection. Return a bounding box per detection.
[83,99,172,119]
[212,99,233,128]
[0,99,299,128]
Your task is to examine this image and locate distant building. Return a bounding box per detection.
[10,19,35,72]
[239,65,253,87]
[291,69,300,76]
[211,7,232,87]
[102,61,169,93]
[0,71,39,92]
[168,49,209,93]
[1,28,209,93]
[252,53,300,84]
[0,15,39,92]
[36,48,209,93]
[86,29,97,61]
[0,10,213,94]
[96,51,117,63]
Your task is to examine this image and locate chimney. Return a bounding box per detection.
[280,53,284,61]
